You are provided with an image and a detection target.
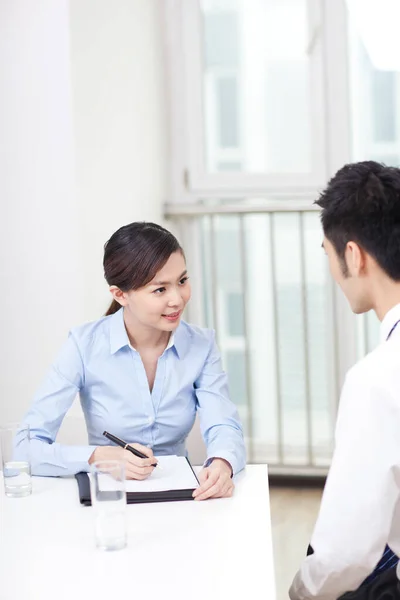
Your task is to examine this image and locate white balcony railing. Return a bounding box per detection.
[165,201,343,476]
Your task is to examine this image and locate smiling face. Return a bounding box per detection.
[110,251,191,333]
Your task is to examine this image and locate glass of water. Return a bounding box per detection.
[0,423,32,498]
[90,460,127,551]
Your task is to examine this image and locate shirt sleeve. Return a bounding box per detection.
[19,333,97,477]
[289,369,400,600]
[194,332,246,475]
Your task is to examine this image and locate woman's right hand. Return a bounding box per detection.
[88,443,157,480]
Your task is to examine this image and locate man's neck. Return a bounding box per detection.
[373,283,400,322]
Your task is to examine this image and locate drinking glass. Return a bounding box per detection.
[90,460,127,551]
[0,423,32,498]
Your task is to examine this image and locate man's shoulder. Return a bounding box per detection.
[335,340,400,441]
[346,338,400,388]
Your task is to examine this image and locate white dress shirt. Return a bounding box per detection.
[289,303,400,600]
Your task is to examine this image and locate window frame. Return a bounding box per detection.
[163,0,358,379]
[163,0,361,458]
[164,0,333,199]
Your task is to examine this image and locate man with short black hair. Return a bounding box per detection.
[290,161,400,600]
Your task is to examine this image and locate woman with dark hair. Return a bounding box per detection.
[22,222,245,500]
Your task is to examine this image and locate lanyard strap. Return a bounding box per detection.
[387,319,400,341]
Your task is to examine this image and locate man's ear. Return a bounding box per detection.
[109,286,128,307]
[345,241,366,277]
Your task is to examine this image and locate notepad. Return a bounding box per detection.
[76,456,200,505]
[98,455,199,493]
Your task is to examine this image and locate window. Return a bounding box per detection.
[202,0,313,175]
[176,0,326,192]
[164,0,378,470]
[348,15,400,353]
[349,19,400,167]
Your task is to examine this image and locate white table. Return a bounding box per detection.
[0,465,275,600]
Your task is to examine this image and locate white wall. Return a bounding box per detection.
[69,0,167,321]
[0,0,82,425]
[0,0,168,426]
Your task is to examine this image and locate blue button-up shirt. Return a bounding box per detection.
[22,309,246,477]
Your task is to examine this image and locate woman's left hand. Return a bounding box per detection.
[193,458,234,501]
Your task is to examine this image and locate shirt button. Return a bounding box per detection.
[148,417,154,425]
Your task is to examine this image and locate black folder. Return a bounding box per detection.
[75,457,199,506]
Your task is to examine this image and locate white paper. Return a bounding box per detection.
[97,456,199,493]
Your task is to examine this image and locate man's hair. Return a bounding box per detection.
[316,160,400,279]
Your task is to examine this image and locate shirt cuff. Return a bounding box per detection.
[204,452,237,476]
[63,445,98,474]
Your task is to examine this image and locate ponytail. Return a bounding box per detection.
[105,299,121,316]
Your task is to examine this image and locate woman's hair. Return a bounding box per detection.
[103,222,183,316]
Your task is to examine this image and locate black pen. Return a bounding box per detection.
[103,431,159,468]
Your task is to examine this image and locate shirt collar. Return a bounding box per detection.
[109,308,189,358]
[128,332,175,354]
[171,322,190,359]
[380,302,400,342]
[109,308,131,354]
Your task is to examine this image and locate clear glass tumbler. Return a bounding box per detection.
[90,460,127,551]
[0,423,32,498]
